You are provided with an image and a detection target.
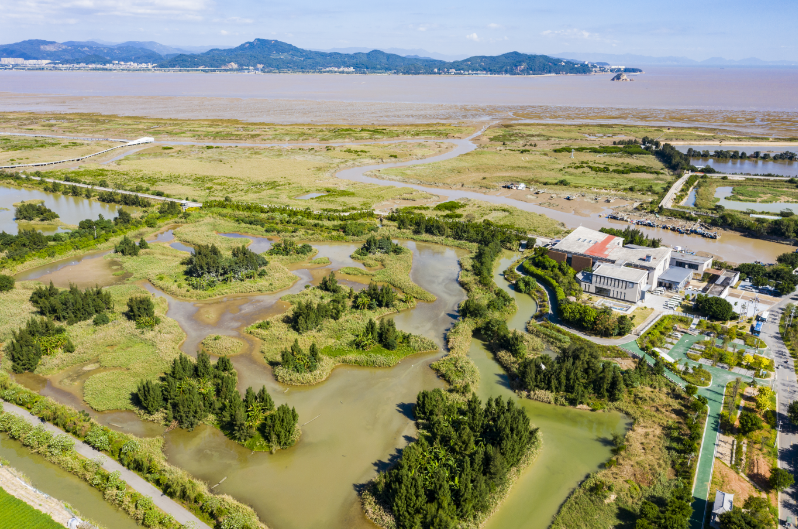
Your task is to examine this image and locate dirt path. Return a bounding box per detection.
[0,401,212,529]
[0,465,74,526]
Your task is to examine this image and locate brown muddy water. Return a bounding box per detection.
[0,184,137,235]
[155,244,625,529]
[9,237,630,529]
[0,435,141,529]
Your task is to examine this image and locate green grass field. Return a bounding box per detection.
[0,486,64,529]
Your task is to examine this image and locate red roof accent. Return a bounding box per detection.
[585,235,618,258]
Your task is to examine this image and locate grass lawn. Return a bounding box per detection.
[629,306,655,328]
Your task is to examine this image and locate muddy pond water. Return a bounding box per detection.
[142,243,625,529]
[9,233,629,529]
[0,184,137,235]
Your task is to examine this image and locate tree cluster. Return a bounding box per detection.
[0,274,14,292]
[372,389,538,529]
[355,317,402,350]
[319,270,342,294]
[634,486,693,529]
[560,302,633,337]
[266,239,314,256]
[694,294,738,321]
[136,352,298,448]
[15,202,59,222]
[125,295,159,329]
[599,226,661,248]
[280,339,321,373]
[96,191,151,207]
[356,234,403,255]
[183,244,268,289]
[353,282,397,311]
[203,199,374,222]
[479,318,526,358]
[518,343,628,404]
[114,234,141,256]
[291,294,347,333]
[471,240,502,286]
[29,282,113,324]
[6,317,72,373]
[388,210,523,249]
[515,276,538,294]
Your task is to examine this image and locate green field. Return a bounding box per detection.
[0,486,64,529]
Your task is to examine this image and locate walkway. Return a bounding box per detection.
[0,401,212,529]
[0,137,154,170]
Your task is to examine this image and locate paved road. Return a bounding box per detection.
[0,401,211,529]
[758,295,798,527]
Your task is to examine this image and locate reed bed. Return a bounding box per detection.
[200,334,244,356]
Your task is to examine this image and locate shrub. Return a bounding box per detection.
[0,274,14,292]
[93,312,110,326]
[125,296,157,323]
[516,276,538,294]
[738,411,763,434]
[114,235,140,256]
[84,426,110,451]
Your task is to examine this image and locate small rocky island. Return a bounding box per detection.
[611,72,634,81]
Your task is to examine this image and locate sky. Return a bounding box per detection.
[2,0,797,61]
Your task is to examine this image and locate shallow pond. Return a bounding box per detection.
[219,232,274,253]
[714,185,798,214]
[0,435,141,529]
[0,184,136,235]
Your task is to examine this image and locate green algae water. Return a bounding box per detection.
[470,257,629,529]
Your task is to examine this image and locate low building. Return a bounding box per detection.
[671,253,714,276]
[711,491,734,528]
[577,263,648,302]
[706,270,741,298]
[657,267,693,291]
[551,226,671,287]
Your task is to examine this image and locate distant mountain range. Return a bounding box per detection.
[157,39,602,74]
[312,47,470,61]
[0,38,602,74]
[555,52,798,67]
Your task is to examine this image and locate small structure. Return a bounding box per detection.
[577,263,648,302]
[671,253,714,276]
[657,267,693,291]
[711,491,734,528]
[705,270,741,298]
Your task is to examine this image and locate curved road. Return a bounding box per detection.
[0,401,212,529]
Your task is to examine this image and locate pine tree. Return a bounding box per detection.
[257,386,274,411]
[138,237,149,250]
[195,351,212,379]
[231,400,251,442]
[136,380,164,414]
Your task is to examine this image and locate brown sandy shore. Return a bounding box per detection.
[2,92,798,136]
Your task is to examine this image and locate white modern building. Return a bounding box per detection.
[577,263,648,302]
[550,226,672,287]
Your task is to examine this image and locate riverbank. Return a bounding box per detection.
[0,464,82,528]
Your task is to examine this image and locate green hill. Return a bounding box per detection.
[157,39,595,75]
